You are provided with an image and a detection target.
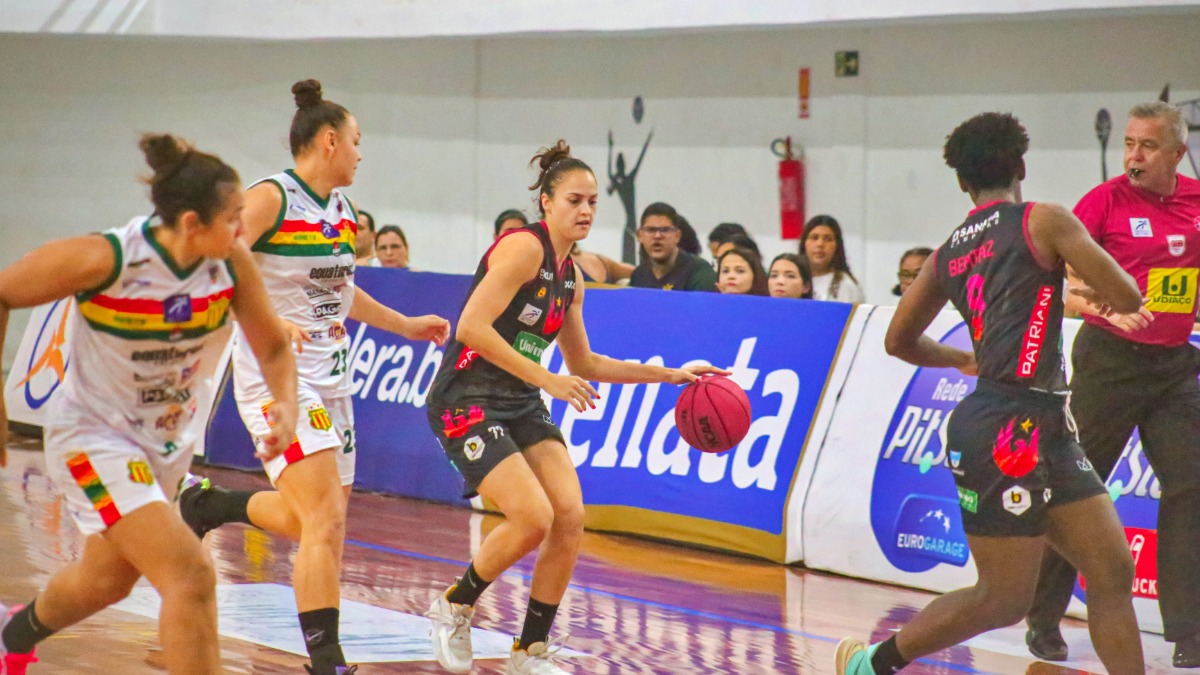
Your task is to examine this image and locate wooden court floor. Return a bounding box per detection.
[0,443,1180,674]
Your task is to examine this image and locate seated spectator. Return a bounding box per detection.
[713,232,761,259]
[768,253,813,299]
[801,214,864,303]
[355,209,379,267]
[717,247,768,296]
[675,214,703,256]
[494,208,529,239]
[573,244,633,284]
[375,224,410,269]
[708,222,748,259]
[892,246,933,296]
[629,202,717,292]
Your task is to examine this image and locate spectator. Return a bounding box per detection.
[800,214,864,303]
[708,222,748,259]
[355,208,378,267]
[717,247,768,296]
[629,202,717,291]
[714,233,761,259]
[892,247,933,296]
[573,244,633,284]
[494,208,529,239]
[375,224,409,269]
[675,214,703,256]
[768,253,813,299]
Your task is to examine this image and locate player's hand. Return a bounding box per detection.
[543,374,599,412]
[1103,305,1154,333]
[956,350,978,377]
[257,402,298,461]
[281,319,311,354]
[400,315,451,345]
[665,365,732,385]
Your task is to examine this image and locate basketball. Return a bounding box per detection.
[674,374,752,453]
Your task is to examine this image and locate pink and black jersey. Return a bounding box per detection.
[430,222,576,410]
[1076,174,1200,346]
[934,201,1067,393]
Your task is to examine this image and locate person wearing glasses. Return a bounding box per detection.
[628,202,717,291]
[893,247,933,296]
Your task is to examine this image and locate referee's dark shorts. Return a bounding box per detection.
[1028,322,1200,643]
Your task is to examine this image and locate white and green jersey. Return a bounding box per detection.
[58,216,236,456]
[233,170,358,399]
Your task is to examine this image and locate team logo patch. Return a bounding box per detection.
[163,294,193,324]
[463,435,486,462]
[948,450,961,468]
[308,404,333,431]
[537,288,547,298]
[442,406,485,439]
[1169,235,1187,257]
[127,460,155,486]
[1129,217,1153,237]
[1145,267,1198,314]
[517,304,543,326]
[1003,486,1032,516]
[992,417,1039,478]
[321,221,339,240]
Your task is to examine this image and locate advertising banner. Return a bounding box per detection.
[5,299,78,430]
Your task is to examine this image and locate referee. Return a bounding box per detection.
[1026,102,1200,668]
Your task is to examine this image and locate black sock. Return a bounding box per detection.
[517,598,559,651]
[2,600,56,654]
[196,486,257,527]
[299,607,344,671]
[445,563,492,606]
[870,636,910,674]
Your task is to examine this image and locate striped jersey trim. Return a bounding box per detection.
[78,287,234,341]
[66,453,122,527]
[255,217,357,257]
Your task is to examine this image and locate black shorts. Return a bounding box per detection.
[946,379,1106,537]
[427,398,565,498]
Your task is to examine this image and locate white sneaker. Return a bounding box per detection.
[425,588,474,673]
[507,635,570,674]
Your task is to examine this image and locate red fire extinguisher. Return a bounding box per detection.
[772,136,805,240]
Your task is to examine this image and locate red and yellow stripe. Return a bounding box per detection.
[79,287,233,341]
[258,218,356,257]
[66,453,122,527]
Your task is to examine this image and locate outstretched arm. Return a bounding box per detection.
[0,234,117,465]
[348,287,450,345]
[884,255,976,373]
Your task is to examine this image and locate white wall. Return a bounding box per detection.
[1,12,1198,368]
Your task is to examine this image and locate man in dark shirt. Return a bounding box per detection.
[629,202,717,291]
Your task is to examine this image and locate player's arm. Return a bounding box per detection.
[228,242,298,460]
[0,235,117,466]
[1028,203,1141,315]
[239,181,285,248]
[557,267,727,385]
[348,287,449,345]
[457,234,599,411]
[884,255,976,374]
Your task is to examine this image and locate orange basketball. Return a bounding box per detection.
[674,374,752,453]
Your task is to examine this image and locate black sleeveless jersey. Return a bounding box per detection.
[933,201,1067,393]
[430,222,577,409]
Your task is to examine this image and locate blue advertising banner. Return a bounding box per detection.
[206,270,852,559]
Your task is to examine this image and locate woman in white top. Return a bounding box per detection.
[801,214,865,303]
[0,134,297,675]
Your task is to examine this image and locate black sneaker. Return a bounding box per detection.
[1026,626,1068,661]
[177,476,225,540]
[1175,632,1200,668]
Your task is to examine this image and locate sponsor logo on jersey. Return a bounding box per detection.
[155,405,186,432]
[163,294,193,324]
[993,416,1039,477]
[463,435,486,462]
[313,301,342,319]
[1145,267,1198,314]
[1002,486,1031,516]
[127,460,155,486]
[442,406,485,439]
[517,304,543,326]
[309,264,354,281]
[455,348,479,371]
[138,386,191,407]
[957,486,978,514]
[1017,285,1055,378]
[131,344,204,363]
[1129,217,1153,237]
[308,404,333,431]
[1169,234,1187,257]
[328,323,347,341]
[514,331,549,362]
[321,221,339,240]
[949,210,1000,248]
[539,269,553,281]
[304,285,335,300]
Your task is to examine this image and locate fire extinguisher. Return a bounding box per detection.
[772,136,805,240]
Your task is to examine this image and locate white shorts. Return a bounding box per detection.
[236,381,356,487]
[44,404,193,537]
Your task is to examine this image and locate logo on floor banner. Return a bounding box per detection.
[872,322,975,572]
